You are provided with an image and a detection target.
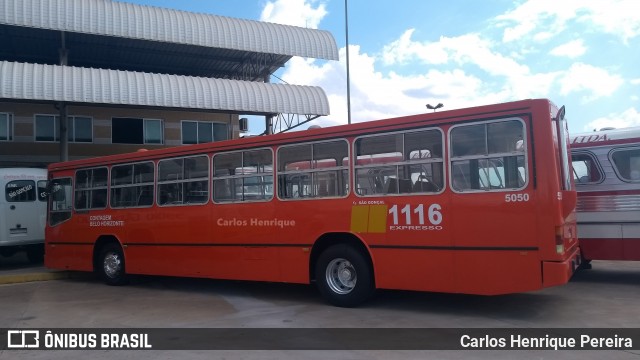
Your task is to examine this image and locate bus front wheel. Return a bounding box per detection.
[98,243,128,286]
[315,245,374,307]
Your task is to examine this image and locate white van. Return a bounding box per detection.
[0,168,47,263]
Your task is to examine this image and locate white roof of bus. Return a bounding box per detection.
[571,126,640,145]
[0,168,47,181]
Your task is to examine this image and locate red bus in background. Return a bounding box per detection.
[46,99,580,307]
[571,127,640,266]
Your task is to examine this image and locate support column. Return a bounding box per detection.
[58,102,68,162]
[58,31,69,161]
[264,74,273,135]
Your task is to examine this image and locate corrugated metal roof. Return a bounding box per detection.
[0,61,330,115]
[0,0,339,61]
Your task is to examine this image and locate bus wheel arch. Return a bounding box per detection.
[310,233,376,307]
[93,235,128,286]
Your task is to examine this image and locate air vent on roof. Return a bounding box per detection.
[239,118,248,132]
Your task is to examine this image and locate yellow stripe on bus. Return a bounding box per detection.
[350,205,370,233]
[367,205,387,233]
[350,204,387,233]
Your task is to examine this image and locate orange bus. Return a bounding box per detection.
[571,127,640,265]
[45,98,580,307]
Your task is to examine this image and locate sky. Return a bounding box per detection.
[125,0,640,136]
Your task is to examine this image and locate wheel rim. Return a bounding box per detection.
[103,252,122,278]
[325,258,357,295]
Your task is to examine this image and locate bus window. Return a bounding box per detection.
[450,119,526,192]
[355,129,443,196]
[158,155,209,206]
[49,178,72,226]
[610,148,640,182]
[37,180,48,201]
[75,168,108,209]
[571,152,603,184]
[6,180,36,202]
[213,149,273,203]
[111,162,154,208]
[278,140,348,199]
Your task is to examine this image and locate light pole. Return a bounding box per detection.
[426,103,443,112]
[345,0,352,124]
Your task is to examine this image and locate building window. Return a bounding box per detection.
[0,113,13,141]
[68,116,93,143]
[182,120,228,144]
[112,117,163,145]
[35,114,58,142]
[35,115,93,142]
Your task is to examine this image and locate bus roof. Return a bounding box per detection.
[571,126,640,148]
[47,98,555,171]
[0,168,47,181]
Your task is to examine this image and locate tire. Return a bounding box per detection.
[26,244,44,264]
[98,243,128,286]
[315,244,375,307]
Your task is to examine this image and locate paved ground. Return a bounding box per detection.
[0,252,70,284]
[0,257,639,359]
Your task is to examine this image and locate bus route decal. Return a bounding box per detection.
[350,203,444,233]
[89,215,125,227]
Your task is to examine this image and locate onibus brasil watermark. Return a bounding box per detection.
[7,330,151,350]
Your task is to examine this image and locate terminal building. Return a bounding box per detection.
[0,0,338,167]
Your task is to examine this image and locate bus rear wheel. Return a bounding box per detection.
[315,244,374,307]
[98,243,128,286]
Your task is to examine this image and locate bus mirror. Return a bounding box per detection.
[555,105,565,122]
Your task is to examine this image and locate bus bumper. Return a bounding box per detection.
[542,247,581,288]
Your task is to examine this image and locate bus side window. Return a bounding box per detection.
[278,141,347,200]
[451,120,526,192]
[214,149,273,203]
[49,178,73,226]
[571,153,603,184]
[611,148,640,182]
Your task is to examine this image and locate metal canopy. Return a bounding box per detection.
[0,0,339,81]
[0,61,331,116]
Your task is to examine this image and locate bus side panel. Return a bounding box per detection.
[579,221,625,260]
[580,238,625,260]
[623,236,640,261]
[449,192,539,292]
[372,249,455,293]
[125,246,284,281]
[455,250,541,295]
[45,243,93,271]
[120,203,309,283]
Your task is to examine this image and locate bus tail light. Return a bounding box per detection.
[555,226,565,254]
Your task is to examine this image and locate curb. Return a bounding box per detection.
[0,271,86,285]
